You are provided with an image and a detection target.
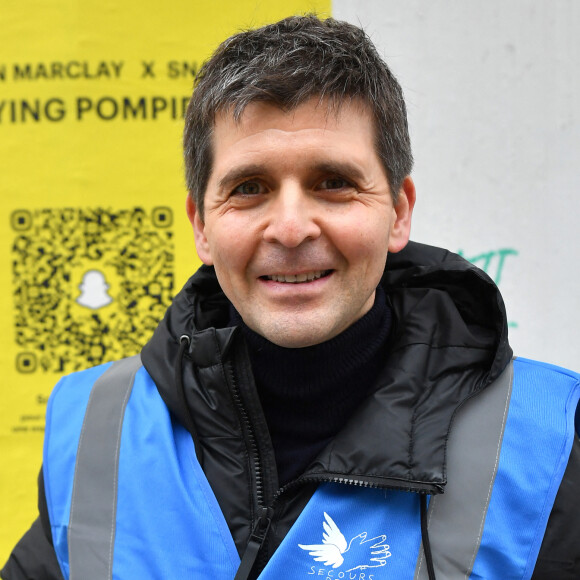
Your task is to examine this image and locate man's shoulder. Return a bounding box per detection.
[53,355,144,391]
[513,357,580,395]
[514,356,579,380]
[47,355,147,422]
[512,357,580,437]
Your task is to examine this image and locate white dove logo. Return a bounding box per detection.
[298,512,391,571]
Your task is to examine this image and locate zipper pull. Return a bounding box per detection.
[234,507,273,580]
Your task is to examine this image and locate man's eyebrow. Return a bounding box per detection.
[309,161,367,182]
[217,164,267,189]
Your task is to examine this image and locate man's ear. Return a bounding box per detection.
[388,176,416,254]
[186,194,213,265]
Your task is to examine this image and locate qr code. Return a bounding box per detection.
[11,207,174,374]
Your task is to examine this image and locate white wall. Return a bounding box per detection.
[334,1,580,370]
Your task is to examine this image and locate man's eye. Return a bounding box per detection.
[232,181,263,196]
[320,177,351,190]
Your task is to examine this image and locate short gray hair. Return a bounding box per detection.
[184,15,413,218]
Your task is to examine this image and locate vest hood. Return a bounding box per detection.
[141,241,512,492]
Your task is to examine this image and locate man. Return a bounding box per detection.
[3,15,579,580]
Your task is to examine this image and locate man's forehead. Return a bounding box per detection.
[212,98,374,151]
[214,97,373,133]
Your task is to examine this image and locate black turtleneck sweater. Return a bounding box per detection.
[231,286,392,486]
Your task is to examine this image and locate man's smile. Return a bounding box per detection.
[261,270,333,284]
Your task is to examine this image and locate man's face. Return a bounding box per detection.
[188,98,414,347]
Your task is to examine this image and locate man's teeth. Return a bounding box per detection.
[266,270,329,283]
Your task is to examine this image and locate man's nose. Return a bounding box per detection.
[262,186,322,248]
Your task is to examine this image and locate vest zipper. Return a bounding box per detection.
[234,506,273,580]
[277,473,444,498]
[225,359,266,511]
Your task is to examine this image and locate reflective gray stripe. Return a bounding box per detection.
[414,361,514,579]
[68,355,142,580]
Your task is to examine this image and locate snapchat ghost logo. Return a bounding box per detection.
[76,270,113,310]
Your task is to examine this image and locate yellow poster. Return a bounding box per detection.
[0,0,329,561]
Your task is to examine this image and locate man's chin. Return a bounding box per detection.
[246,316,345,349]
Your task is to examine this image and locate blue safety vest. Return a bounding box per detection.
[43,356,579,580]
